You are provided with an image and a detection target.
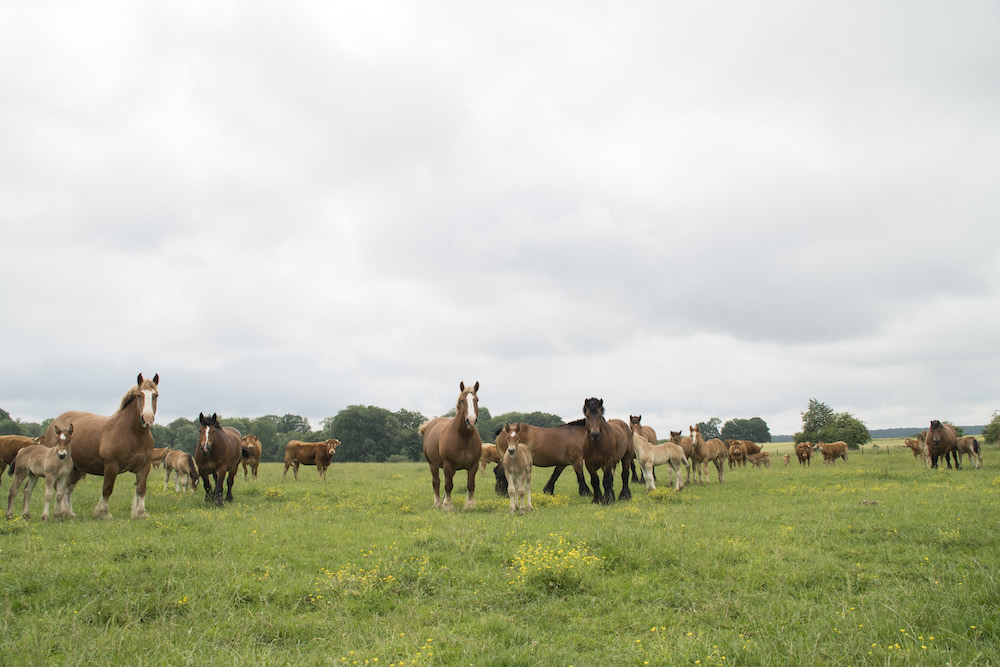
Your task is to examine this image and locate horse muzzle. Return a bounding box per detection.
[589,430,601,442]
[507,446,517,457]
[57,451,68,460]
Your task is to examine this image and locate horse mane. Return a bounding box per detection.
[565,418,586,427]
[117,386,143,413]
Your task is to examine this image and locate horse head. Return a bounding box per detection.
[53,423,74,461]
[690,425,701,444]
[458,381,480,429]
[502,423,520,458]
[137,373,159,428]
[929,420,944,443]
[583,398,605,442]
[198,412,221,455]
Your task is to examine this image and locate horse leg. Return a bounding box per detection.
[441,462,456,511]
[643,462,656,491]
[6,470,27,519]
[131,464,150,519]
[54,477,70,520]
[494,463,508,497]
[618,461,632,501]
[588,469,602,504]
[428,464,442,509]
[213,472,224,507]
[542,465,564,495]
[225,468,236,502]
[22,474,40,520]
[463,465,476,510]
[94,464,120,520]
[201,471,214,503]
[63,468,86,519]
[716,458,725,484]
[41,474,57,522]
[506,470,517,514]
[602,466,616,504]
[524,467,533,513]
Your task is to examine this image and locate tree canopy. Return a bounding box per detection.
[794,399,870,449]
[720,417,771,443]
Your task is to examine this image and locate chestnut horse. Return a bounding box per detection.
[195,413,248,506]
[420,381,482,510]
[50,373,159,520]
[579,397,633,504]
[690,424,727,484]
[6,424,75,521]
[163,450,200,493]
[926,420,959,470]
[499,423,533,515]
[493,421,591,498]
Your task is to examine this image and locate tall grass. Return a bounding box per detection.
[2,442,998,665]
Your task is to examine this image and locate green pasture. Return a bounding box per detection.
[1,440,998,666]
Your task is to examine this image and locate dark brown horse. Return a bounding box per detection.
[493,422,591,497]
[195,413,248,506]
[926,420,959,469]
[49,373,159,520]
[420,381,483,510]
[579,397,633,504]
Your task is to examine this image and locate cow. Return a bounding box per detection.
[903,436,926,462]
[818,441,848,464]
[283,439,340,480]
[782,453,790,468]
[0,435,39,488]
[241,435,262,479]
[795,441,815,466]
[727,442,747,469]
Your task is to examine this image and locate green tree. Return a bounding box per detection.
[696,417,722,441]
[323,405,426,462]
[167,417,199,453]
[801,399,835,436]
[795,400,869,449]
[276,414,311,435]
[720,417,771,443]
[984,411,1000,446]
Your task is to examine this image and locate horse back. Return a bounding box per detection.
[49,410,153,475]
[422,416,481,470]
[518,423,586,467]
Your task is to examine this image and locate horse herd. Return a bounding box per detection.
[0,374,985,521]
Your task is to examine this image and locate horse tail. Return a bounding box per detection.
[418,421,431,436]
[186,453,197,472]
[7,459,15,476]
[973,438,981,454]
[680,454,690,469]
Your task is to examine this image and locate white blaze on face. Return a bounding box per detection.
[465,392,476,425]
[141,390,156,426]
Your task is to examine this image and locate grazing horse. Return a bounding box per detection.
[0,435,39,488]
[163,450,200,493]
[493,422,591,498]
[50,373,159,520]
[629,422,687,492]
[690,425,726,484]
[241,435,262,479]
[480,443,502,472]
[499,423,533,515]
[956,436,981,470]
[6,424,75,521]
[150,447,170,469]
[420,381,483,511]
[926,420,959,470]
[580,397,633,504]
[195,413,248,506]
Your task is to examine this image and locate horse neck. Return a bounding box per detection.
[450,412,476,441]
[111,397,147,436]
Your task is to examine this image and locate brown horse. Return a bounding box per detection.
[580,397,633,504]
[629,415,658,482]
[50,373,159,520]
[669,430,694,485]
[6,424,75,521]
[690,425,726,484]
[926,420,959,469]
[493,422,591,497]
[420,381,483,510]
[0,435,39,488]
[956,436,982,470]
[195,413,248,506]
[163,450,200,493]
[241,434,262,479]
[499,423,533,515]
[150,447,170,469]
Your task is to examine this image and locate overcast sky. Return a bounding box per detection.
[2,1,999,436]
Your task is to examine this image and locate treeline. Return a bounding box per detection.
[0,405,566,464]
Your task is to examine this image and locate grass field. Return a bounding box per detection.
[2,440,999,666]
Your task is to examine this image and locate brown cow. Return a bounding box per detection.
[283,439,340,480]
[795,441,815,466]
[241,435,262,479]
[819,441,848,464]
[0,435,39,488]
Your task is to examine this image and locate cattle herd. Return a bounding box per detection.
[0,374,986,521]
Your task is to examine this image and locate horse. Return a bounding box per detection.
[241,435,262,479]
[629,423,687,492]
[579,397,633,504]
[492,422,591,498]
[163,450,200,493]
[0,434,39,488]
[6,424,75,521]
[150,447,170,469]
[669,430,694,485]
[499,423,533,515]
[49,373,159,520]
[748,451,772,469]
[629,415,658,482]
[690,425,726,484]
[419,381,482,511]
[956,436,982,470]
[926,420,959,469]
[480,443,502,472]
[195,412,248,506]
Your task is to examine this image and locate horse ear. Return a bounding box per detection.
[474,381,479,392]
[460,381,465,391]
[137,373,144,386]
[199,413,207,425]
[152,373,159,385]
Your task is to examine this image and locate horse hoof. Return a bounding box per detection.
[131,511,149,520]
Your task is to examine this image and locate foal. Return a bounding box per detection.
[6,424,75,522]
[500,423,533,515]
